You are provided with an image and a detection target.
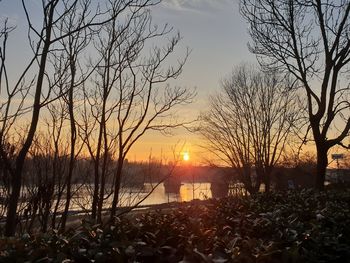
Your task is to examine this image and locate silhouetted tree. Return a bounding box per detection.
[54,0,93,232]
[81,4,195,220]
[241,0,350,190]
[0,0,155,237]
[200,65,299,193]
[26,103,67,233]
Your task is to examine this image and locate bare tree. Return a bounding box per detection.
[54,0,93,231]
[108,29,194,219]
[25,102,67,233]
[240,0,350,190]
[200,65,298,193]
[0,0,157,237]
[80,4,195,220]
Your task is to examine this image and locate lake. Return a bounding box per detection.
[68,182,213,211]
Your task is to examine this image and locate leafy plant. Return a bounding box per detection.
[1,189,349,262]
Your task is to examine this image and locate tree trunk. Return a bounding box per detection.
[60,162,74,232]
[52,185,64,229]
[60,186,72,232]
[315,145,328,190]
[97,154,107,223]
[241,165,259,195]
[110,157,123,219]
[5,169,21,236]
[4,6,54,235]
[91,111,105,220]
[42,186,52,233]
[253,169,262,193]
[97,170,106,223]
[264,174,271,193]
[91,162,100,220]
[60,59,76,232]
[264,168,272,193]
[97,119,109,223]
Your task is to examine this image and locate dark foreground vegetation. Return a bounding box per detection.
[0,189,349,263]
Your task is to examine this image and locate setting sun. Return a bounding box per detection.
[183,152,190,161]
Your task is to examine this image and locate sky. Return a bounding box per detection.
[132,0,256,163]
[0,0,256,164]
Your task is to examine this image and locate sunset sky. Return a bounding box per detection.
[1,0,256,163]
[133,0,256,162]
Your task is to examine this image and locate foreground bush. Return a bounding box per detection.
[1,189,350,262]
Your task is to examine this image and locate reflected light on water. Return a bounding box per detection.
[30,183,214,212]
[179,183,211,202]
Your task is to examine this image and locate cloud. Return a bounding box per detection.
[160,0,232,14]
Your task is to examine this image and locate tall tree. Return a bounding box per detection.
[240,0,350,190]
[56,0,93,232]
[200,65,298,193]
[81,5,195,220]
[0,0,154,237]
